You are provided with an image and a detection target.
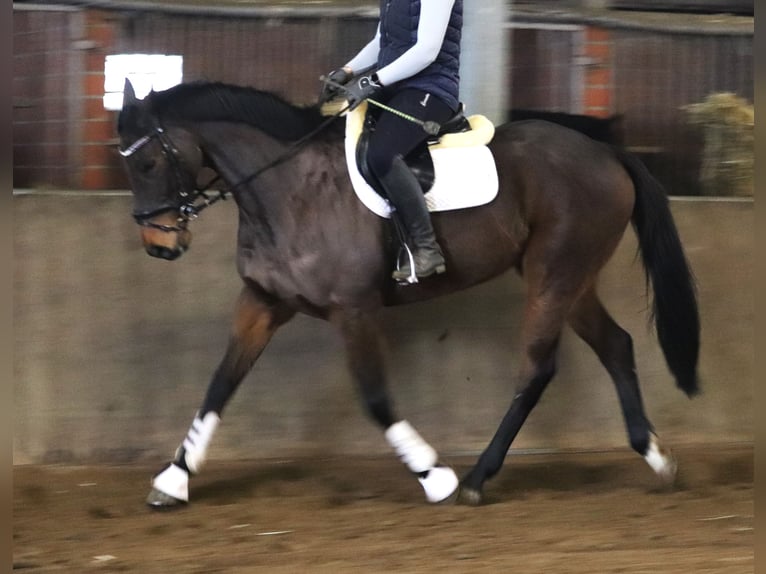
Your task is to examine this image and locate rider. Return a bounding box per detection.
[321,0,463,281]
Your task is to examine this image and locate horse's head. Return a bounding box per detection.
[117,79,205,260]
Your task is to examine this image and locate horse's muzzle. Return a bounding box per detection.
[137,211,192,260]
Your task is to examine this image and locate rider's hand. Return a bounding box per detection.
[344,74,383,111]
[319,67,352,104]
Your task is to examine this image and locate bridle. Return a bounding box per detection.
[119,125,227,233]
[119,108,345,233]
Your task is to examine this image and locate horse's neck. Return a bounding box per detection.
[196,123,292,187]
[196,122,350,222]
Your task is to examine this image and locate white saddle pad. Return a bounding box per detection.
[343,104,499,219]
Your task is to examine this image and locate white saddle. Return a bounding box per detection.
[342,101,499,219]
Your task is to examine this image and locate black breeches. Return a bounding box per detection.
[365,89,454,179]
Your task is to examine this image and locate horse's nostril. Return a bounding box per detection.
[146,245,184,260]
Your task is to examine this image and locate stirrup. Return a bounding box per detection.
[392,244,446,284]
[393,244,418,285]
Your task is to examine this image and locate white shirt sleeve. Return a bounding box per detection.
[375,0,456,87]
[345,25,382,74]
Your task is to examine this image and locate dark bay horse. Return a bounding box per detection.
[117,79,699,508]
[508,108,624,146]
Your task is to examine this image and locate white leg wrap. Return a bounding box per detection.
[181,411,220,474]
[644,433,677,482]
[385,420,438,473]
[151,463,189,502]
[418,465,459,503]
[385,420,458,503]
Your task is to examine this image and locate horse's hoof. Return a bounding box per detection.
[438,486,461,505]
[457,485,483,506]
[146,488,187,510]
[419,465,460,503]
[655,458,678,488]
[644,434,677,487]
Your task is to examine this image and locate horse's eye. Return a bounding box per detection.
[139,158,157,173]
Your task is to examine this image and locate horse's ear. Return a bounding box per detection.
[123,78,137,106]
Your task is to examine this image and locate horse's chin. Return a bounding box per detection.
[145,243,188,260]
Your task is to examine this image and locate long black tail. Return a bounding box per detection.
[616,148,700,396]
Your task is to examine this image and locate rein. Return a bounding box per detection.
[120,106,346,232]
[227,107,346,192]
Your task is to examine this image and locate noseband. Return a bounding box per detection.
[120,125,227,233]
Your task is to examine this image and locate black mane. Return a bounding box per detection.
[146,81,336,142]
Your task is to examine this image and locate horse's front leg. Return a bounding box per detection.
[147,285,294,508]
[331,307,459,503]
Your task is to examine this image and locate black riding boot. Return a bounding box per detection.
[378,156,446,281]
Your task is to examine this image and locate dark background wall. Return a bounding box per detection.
[13,2,753,195]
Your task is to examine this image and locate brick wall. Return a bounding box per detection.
[13,8,126,190]
[13,5,752,194]
[80,10,125,189]
[583,26,614,117]
[13,9,80,189]
[13,6,378,191]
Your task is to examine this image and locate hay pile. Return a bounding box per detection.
[683,92,753,197]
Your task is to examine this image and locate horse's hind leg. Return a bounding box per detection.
[568,287,677,484]
[459,283,572,505]
[331,307,459,503]
[147,285,294,508]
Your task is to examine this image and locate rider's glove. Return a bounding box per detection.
[344,74,383,111]
[319,68,352,104]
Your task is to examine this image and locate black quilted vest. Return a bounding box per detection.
[377,0,463,111]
